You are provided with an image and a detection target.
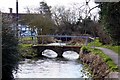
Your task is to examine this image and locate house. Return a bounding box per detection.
[2,8,38,37]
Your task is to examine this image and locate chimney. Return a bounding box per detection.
[9,8,12,14]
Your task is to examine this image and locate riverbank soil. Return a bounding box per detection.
[80,52,110,78]
[106,72,119,78]
[94,47,120,67]
[79,49,120,79]
[94,47,120,79]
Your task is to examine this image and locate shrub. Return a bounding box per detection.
[88,38,102,47]
[2,26,19,80]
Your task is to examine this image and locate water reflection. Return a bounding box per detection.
[42,49,58,58]
[63,51,79,60]
[42,49,79,59]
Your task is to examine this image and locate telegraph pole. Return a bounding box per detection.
[16,0,18,37]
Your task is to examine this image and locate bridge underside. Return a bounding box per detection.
[32,45,81,57]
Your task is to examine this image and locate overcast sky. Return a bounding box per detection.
[0,0,99,14]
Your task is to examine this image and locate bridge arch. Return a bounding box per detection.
[41,49,80,58]
[42,49,58,58]
[63,51,79,59]
[32,45,81,58]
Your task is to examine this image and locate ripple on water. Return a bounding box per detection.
[13,57,91,78]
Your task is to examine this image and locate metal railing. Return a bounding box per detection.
[19,35,91,45]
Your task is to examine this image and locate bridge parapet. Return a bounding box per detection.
[19,34,92,46]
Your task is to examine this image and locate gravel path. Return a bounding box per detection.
[94,47,120,67]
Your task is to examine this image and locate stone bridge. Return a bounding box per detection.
[32,45,81,57]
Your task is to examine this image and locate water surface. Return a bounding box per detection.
[13,43,90,78]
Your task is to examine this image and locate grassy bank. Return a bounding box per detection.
[19,44,37,59]
[87,47,119,72]
[86,39,119,71]
[80,46,119,78]
[88,39,120,55]
[102,45,120,55]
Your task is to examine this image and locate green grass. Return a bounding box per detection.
[19,44,37,58]
[19,44,32,48]
[102,45,120,55]
[86,46,119,72]
[86,39,120,71]
[88,39,103,47]
[21,37,33,41]
[19,37,37,44]
[88,39,120,55]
